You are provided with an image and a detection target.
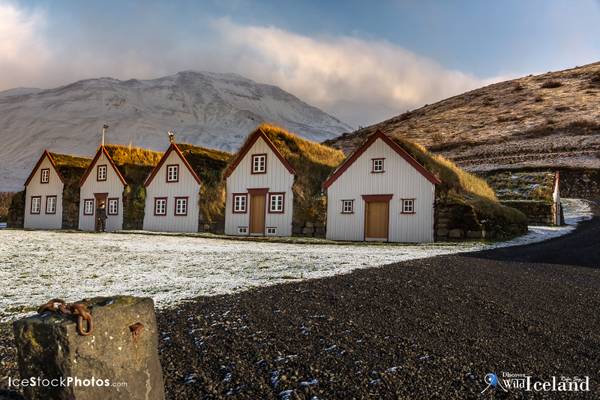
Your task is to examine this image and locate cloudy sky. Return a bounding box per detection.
[2,0,600,126]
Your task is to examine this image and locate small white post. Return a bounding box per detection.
[102,124,109,146]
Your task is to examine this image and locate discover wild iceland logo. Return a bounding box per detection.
[481,372,590,394]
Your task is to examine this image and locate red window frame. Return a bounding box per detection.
[232,193,248,214]
[268,192,285,214]
[45,195,57,215]
[30,196,42,214]
[166,164,179,183]
[107,198,119,216]
[174,196,188,216]
[371,158,385,173]
[154,197,168,216]
[97,164,108,181]
[40,168,50,184]
[251,154,267,174]
[83,199,95,216]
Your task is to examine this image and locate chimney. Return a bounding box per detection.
[102,124,109,146]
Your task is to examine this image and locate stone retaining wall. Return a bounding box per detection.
[500,200,554,225]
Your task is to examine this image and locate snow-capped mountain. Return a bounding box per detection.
[0,71,352,191]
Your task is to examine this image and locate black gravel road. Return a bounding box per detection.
[156,215,600,399]
[2,213,600,399]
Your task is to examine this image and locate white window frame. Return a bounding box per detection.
[154,198,167,216]
[31,197,41,214]
[97,165,107,181]
[175,197,188,216]
[107,198,119,216]
[238,226,248,234]
[83,199,94,216]
[45,196,57,214]
[269,193,284,213]
[372,158,385,173]
[233,194,247,213]
[251,154,266,174]
[401,199,415,214]
[266,227,277,235]
[166,165,179,182]
[40,168,50,183]
[341,199,354,214]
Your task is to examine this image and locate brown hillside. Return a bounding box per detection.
[326,62,600,172]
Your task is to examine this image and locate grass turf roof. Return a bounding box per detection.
[176,143,233,226]
[389,137,497,200]
[388,135,527,230]
[257,123,346,172]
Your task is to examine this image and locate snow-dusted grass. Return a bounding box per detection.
[0,199,592,321]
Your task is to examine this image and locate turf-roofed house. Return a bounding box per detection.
[143,134,232,233]
[224,124,345,237]
[78,144,162,232]
[323,130,441,243]
[23,150,91,230]
[324,130,528,242]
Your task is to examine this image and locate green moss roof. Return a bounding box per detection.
[102,145,162,185]
[173,143,233,225]
[389,137,497,201]
[47,152,92,188]
[388,135,526,230]
[258,123,346,172]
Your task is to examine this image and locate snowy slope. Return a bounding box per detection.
[0,71,352,191]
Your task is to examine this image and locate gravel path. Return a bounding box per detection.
[154,213,600,399]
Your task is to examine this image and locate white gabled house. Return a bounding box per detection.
[143,141,202,233]
[23,151,65,230]
[78,146,127,232]
[223,128,296,236]
[323,130,441,243]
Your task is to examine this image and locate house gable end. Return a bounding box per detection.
[224,130,296,180]
[323,130,441,189]
[144,143,201,187]
[24,150,64,187]
[79,146,127,187]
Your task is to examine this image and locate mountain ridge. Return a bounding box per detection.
[0,71,352,191]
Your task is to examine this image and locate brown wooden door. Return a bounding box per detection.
[249,193,266,234]
[365,201,389,240]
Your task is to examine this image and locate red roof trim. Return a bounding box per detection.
[322,130,441,189]
[79,146,127,187]
[223,129,296,179]
[144,143,201,187]
[25,150,65,187]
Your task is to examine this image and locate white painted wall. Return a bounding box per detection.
[78,152,125,232]
[24,156,64,230]
[225,136,294,236]
[143,150,201,233]
[326,137,435,243]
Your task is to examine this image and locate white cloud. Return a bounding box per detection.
[210,18,501,125]
[0,2,501,126]
[0,1,50,89]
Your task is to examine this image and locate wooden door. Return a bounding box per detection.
[249,193,266,234]
[365,201,389,240]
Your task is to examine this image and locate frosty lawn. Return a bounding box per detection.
[0,199,592,321]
